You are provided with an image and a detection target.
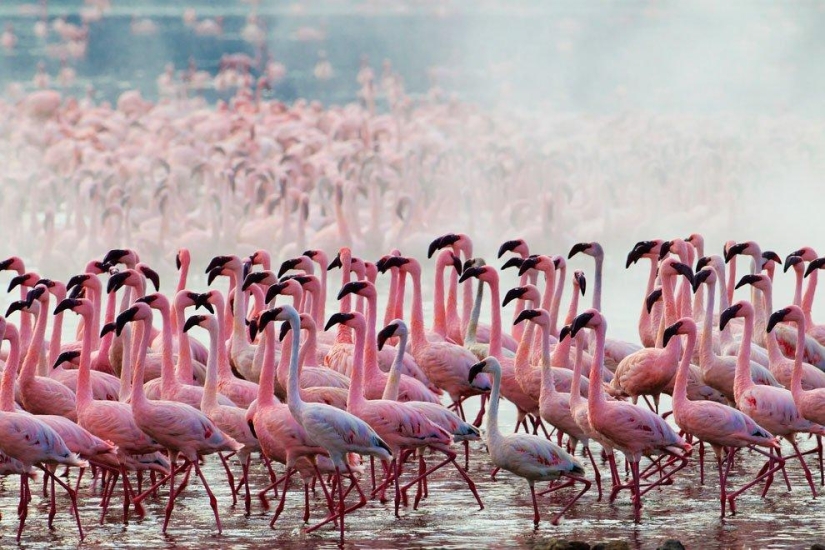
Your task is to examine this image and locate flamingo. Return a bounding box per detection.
[259,306,392,542]
[469,357,589,526]
[185,314,260,515]
[663,317,783,516]
[570,308,691,523]
[0,317,88,541]
[720,301,824,498]
[325,310,452,516]
[116,302,242,533]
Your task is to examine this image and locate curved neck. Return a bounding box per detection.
[201,322,221,411]
[446,268,461,343]
[394,270,407,320]
[336,261,353,344]
[48,288,66,367]
[297,323,318,367]
[118,325,133,402]
[129,318,155,405]
[20,304,47,381]
[384,268,399,329]
[569,335,585,409]
[382,329,407,401]
[285,313,305,420]
[790,320,807,402]
[802,269,818,323]
[175,305,195,384]
[699,280,717,365]
[172,265,189,334]
[231,266,249,348]
[487,276,503,357]
[726,259,736,307]
[734,312,756,398]
[346,322,367,409]
[515,319,536,374]
[432,263,448,337]
[587,323,608,417]
[75,310,95,410]
[212,294,233,380]
[672,329,696,411]
[0,331,20,411]
[158,304,176,394]
[549,264,565,337]
[364,293,381,378]
[593,255,603,311]
[409,269,428,352]
[793,268,803,308]
[257,324,278,409]
[539,322,554,395]
[485,365,502,443]
[464,279,484,346]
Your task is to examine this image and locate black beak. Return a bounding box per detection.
[327,253,343,270]
[459,266,483,284]
[501,257,524,271]
[325,312,354,331]
[468,360,486,384]
[54,298,81,315]
[767,308,790,333]
[243,271,271,291]
[575,272,587,295]
[265,282,288,303]
[559,325,571,341]
[514,309,541,325]
[379,256,409,273]
[645,289,663,314]
[784,255,803,273]
[695,256,711,271]
[671,262,694,285]
[497,240,522,258]
[278,319,292,342]
[194,294,215,313]
[502,287,528,308]
[106,271,130,294]
[735,274,762,290]
[338,281,369,300]
[66,274,89,291]
[175,251,182,270]
[451,254,463,275]
[724,242,748,263]
[692,269,712,293]
[762,251,781,265]
[278,258,301,278]
[568,242,591,259]
[205,255,232,274]
[207,267,223,286]
[7,274,30,292]
[719,304,742,331]
[103,249,129,266]
[100,322,116,338]
[258,308,282,331]
[53,350,81,369]
[183,315,205,333]
[658,240,673,261]
[115,306,139,336]
[570,311,595,336]
[377,323,399,351]
[804,257,825,278]
[517,257,538,277]
[663,321,682,347]
[5,300,27,317]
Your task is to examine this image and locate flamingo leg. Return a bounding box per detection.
[729,445,785,515]
[162,454,177,533]
[17,474,29,542]
[789,438,817,498]
[218,452,237,506]
[584,446,603,500]
[193,458,223,533]
[271,467,293,527]
[549,474,591,525]
[39,465,85,541]
[529,481,540,527]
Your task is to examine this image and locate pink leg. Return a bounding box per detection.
[550,474,591,525]
[729,446,785,514]
[39,466,85,541]
[48,470,57,529]
[271,467,293,527]
[17,474,29,542]
[162,455,177,533]
[529,481,540,527]
[218,452,237,506]
[193,458,223,533]
[790,438,818,498]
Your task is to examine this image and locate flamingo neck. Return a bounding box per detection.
[384,268,399,329]
[432,263,447,337]
[394,270,406,320]
[802,269,817,324]
[587,323,608,418]
[539,321,555,396]
[464,277,484,346]
[201,322,221,412]
[733,312,756,400]
[20,305,47,382]
[364,294,381,380]
[672,329,696,412]
[382,330,407,401]
[158,304,176,396]
[515,319,536,376]
[549,264,566,337]
[129,318,155,406]
[793,268,803,308]
[446,268,462,344]
[285,313,306,421]
[699,280,717,366]
[790,319,807,404]
[212,294,233,380]
[48,289,66,367]
[175,305,195,384]
[297,323,318,368]
[346,323,367,410]
[485,364,502,443]
[569,335,585,410]
[0,330,20,411]
[257,324,278,409]
[512,271,529,341]
[593,255,603,312]
[409,269,428,352]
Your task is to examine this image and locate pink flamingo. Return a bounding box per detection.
[325,310,452,516]
[261,305,392,542]
[55,297,165,521]
[6,287,77,420]
[720,301,824,498]
[0,318,88,541]
[380,255,491,423]
[469,357,589,526]
[185,313,260,515]
[625,240,665,348]
[116,302,241,533]
[692,265,780,400]
[663,317,783,516]
[570,308,691,523]
[608,258,694,411]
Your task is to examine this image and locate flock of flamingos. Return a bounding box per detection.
[0,232,824,543]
